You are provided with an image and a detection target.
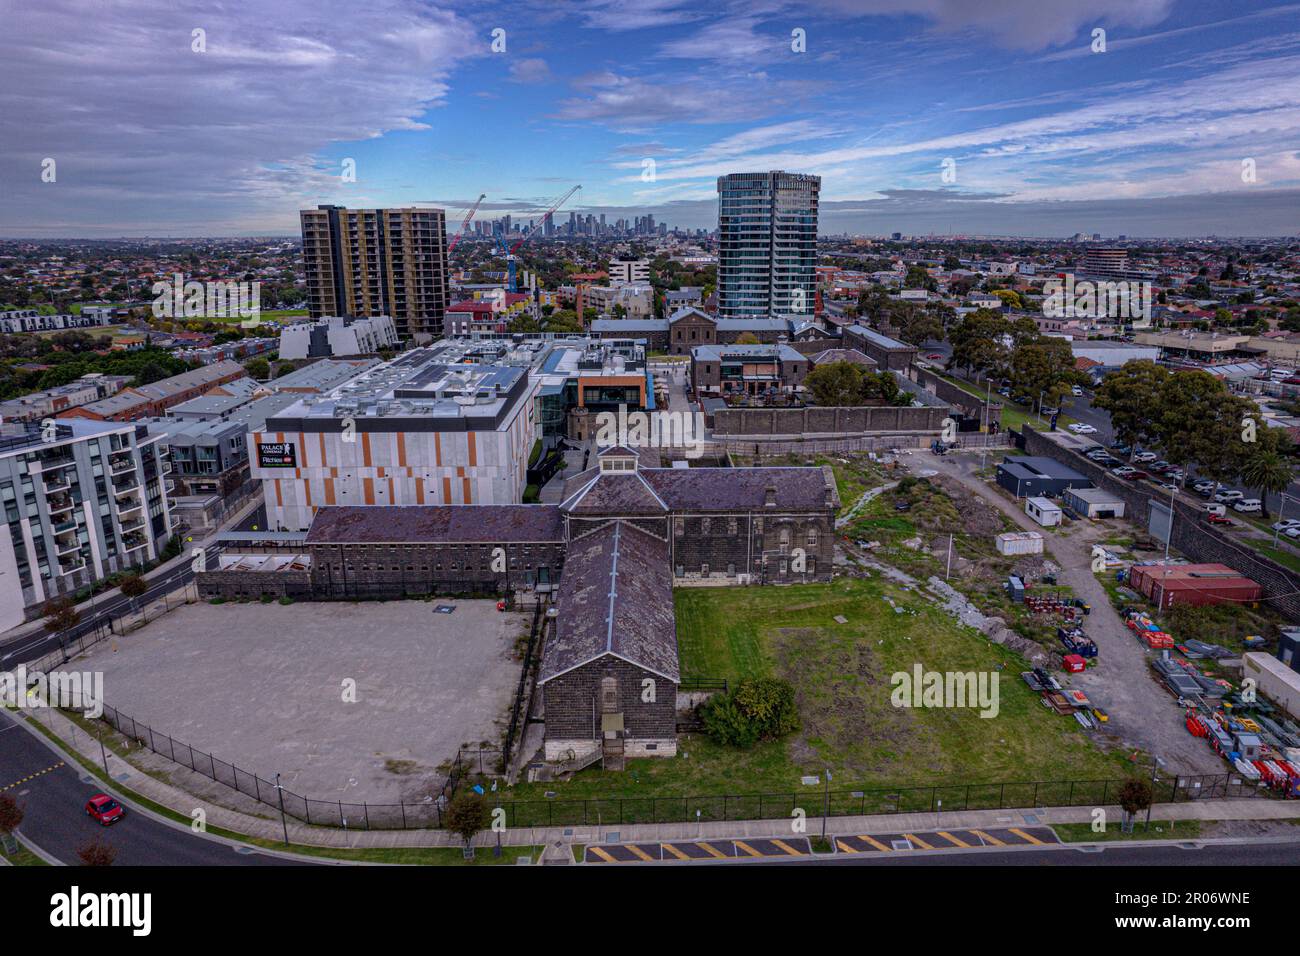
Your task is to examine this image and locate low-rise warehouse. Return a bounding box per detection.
[1128,562,1262,611]
[1063,486,1126,519]
[995,456,1091,498]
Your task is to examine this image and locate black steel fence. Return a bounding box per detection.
[482,771,1270,829]
[78,702,1280,833]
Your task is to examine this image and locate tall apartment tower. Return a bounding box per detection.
[299,205,450,341]
[716,171,820,318]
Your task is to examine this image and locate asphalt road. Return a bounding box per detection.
[0,545,220,670]
[791,837,1300,866]
[0,712,303,865]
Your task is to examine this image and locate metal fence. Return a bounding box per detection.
[77,703,1281,833]
[481,771,1271,829]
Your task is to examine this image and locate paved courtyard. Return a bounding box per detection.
[77,600,528,803]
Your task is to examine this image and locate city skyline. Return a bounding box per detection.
[3,1,1300,239]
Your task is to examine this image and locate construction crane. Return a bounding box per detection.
[499,184,581,292]
[447,193,487,253]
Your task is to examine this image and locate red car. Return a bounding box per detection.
[85,794,125,826]
[926,353,944,360]
[1123,470,1149,481]
[1205,514,1234,526]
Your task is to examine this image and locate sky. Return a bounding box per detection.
[1,0,1298,238]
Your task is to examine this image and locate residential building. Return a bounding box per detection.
[690,343,810,400]
[608,258,650,285]
[0,419,173,618]
[0,309,115,334]
[0,374,132,423]
[58,360,247,422]
[299,204,451,341]
[716,170,820,318]
[278,315,399,360]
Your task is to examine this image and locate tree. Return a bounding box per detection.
[948,309,1010,378]
[1093,361,1170,456]
[1117,778,1152,834]
[444,792,487,858]
[0,793,23,853]
[119,572,147,614]
[896,310,944,347]
[42,595,81,637]
[805,361,864,407]
[244,357,270,380]
[1007,335,1083,411]
[1156,371,1254,488]
[1240,433,1294,519]
[77,839,117,867]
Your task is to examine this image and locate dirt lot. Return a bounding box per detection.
[75,599,528,803]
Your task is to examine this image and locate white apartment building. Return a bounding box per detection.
[609,258,650,284]
[277,315,400,360]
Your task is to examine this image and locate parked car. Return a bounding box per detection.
[1112,465,1136,477]
[1203,503,1227,517]
[1133,452,1157,464]
[1068,423,1097,434]
[1285,526,1300,540]
[1123,470,1150,481]
[1192,481,1216,496]
[1110,441,1132,454]
[1233,498,1263,514]
[1270,519,1300,532]
[1215,489,1244,504]
[1206,513,1234,526]
[1151,461,1172,473]
[1072,386,1084,396]
[85,794,125,826]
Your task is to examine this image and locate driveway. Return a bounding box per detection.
[913,452,1224,775]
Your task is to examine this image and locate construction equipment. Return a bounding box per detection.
[499,184,581,292]
[448,193,486,253]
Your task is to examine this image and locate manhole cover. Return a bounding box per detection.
[893,840,913,851]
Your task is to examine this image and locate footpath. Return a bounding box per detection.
[8,705,1297,857]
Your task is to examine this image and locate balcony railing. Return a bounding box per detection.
[122,536,148,552]
[47,495,74,516]
[43,475,71,494]
[110,456,137,476]
[57,556,86,575]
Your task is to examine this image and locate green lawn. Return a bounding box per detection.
[504,577,1130,812]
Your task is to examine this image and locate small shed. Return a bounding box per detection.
[1063,486,1126,519]
[1025,496,1063,527]
[996,531,1044,556]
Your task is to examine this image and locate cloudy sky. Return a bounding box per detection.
[2,0,1298,238]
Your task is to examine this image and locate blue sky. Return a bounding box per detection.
[2,0,1299,237]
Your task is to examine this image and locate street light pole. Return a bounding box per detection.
[275,772,290,846]
[821,768,832,843]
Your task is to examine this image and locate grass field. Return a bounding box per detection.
[506,577,1129,805]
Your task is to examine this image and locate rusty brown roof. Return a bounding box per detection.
[561,465,838,515]
[305,505,565,543]
[538,521,679,684]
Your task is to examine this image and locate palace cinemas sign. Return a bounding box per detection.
[257,441,297,468]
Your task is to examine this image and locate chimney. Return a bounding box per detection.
[764,485,777,508]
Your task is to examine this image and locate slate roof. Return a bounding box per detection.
[304,505,565,543]
[560,471,669,514]
[538,521,679,684]
[560,465,839,514]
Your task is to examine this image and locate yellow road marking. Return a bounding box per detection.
[588,846,617,863]
[904,832,935,850]
[858,834,893,852]
[836,839,860,853]
[696,842,727,859]
[627,844,656,862]
[662,843,691,861]
[937,830,971,848]
[733,840,762,857]
[1009,827,1046,845]
[0,762,64,792]
[771,838,803,856]
[970,829,1005,846]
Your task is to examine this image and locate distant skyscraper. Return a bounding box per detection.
[300,205,450,340]
[716,171,820,317]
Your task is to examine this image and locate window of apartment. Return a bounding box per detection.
[807,528,818,547]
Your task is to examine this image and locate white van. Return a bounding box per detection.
[1233,498,1263,514]
[1203,503,1227,517]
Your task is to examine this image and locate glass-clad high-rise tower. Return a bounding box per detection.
[716,171,820,318]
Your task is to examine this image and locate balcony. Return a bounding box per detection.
[47,495,74,516]
[109,454,137,476]
[111,469,139,491]
[116,496,143,517]
[36,455,75,473]
[58,556,86,576]
[42,474,71,494]
[55,535,81,557]
[122,535,148,553]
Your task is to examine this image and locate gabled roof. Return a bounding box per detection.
[539,521,679,684]
[559,470,669,514]
[559,464,839,515]
[304,504,565,543]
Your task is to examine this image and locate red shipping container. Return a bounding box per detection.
[1127,563,1262,611]
[1063,654,1087,673]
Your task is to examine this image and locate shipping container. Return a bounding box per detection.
[1025,496,1062,527]
[1243,653,1300,722]
[1127,563,1262,611]
[995,531,1044,556]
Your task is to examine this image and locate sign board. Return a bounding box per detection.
[257,442,297,468]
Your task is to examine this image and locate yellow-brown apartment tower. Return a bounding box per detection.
[300,205,450,341]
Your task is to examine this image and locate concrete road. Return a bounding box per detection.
[0,713,305,866]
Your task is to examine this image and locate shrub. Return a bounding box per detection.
[701,677,800,748]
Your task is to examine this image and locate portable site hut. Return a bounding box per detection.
[996,531,1044,556]
[1025,496,1062,527]
[1062,486,1126,519]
